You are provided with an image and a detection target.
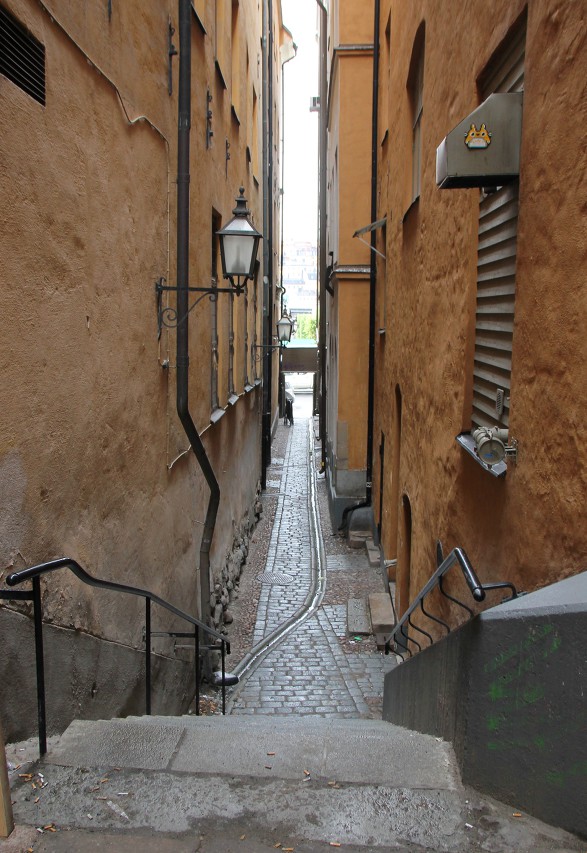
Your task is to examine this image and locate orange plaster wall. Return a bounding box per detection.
[374,0,587,614]
[339,0,374,47]
[0,0,270,645]
[337,279,370,470]
[337,54,373,265]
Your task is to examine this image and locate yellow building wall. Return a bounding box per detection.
[0,0,283,717]
[372,0,587,618]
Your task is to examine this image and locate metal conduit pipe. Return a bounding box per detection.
[366,0,380,504]
[177,0,218,633]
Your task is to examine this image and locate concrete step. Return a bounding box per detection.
[45,715,459,789]
[346,597,371,635]
[369,592,395,649]
[9,716,583,852]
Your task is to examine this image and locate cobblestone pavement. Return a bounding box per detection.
[229,404,396,717]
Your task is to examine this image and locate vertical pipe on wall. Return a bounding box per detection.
[316,0,328,469]
[177,0,218,632]
[366,0,380,504]
[261,0,272,487]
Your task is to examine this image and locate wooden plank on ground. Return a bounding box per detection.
[0,718,14,838]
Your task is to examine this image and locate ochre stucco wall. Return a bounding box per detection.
[325,0,373,508]
[0,0,282,728]
[373,0,587,619]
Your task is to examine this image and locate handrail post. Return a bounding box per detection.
[194,628,200,716]
[32,577,47,756]
[0,718,14,839]
[145,598,152,715]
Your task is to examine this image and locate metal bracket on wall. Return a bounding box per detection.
[225,138,231,177]
[168,20,178,96]
[206,90,213,148]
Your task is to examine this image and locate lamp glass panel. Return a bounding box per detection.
[222,233,254,276]
[277,316,292,343]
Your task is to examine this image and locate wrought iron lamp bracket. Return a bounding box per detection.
[156,276,246,334]
[251,340,285,362]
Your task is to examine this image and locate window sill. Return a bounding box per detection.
[191,5,206,35]
[210,407,226,425]
[401,195,420,225]
[214,60,227,90]
[456,432,507,478]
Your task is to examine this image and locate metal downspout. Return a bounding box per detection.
[316,0,328,470]
[261,0,273,488]
[177,0,218,628]
[365,0,380,504]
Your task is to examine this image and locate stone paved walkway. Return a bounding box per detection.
[229,410,396,717]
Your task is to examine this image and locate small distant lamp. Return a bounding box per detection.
[276,314,293,345]
[217,188,263,293]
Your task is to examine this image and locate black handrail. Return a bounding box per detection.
[385,544,519,659]
[1,557,230,755]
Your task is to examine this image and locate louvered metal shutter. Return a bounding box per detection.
[0,5,45,106]
[472,183,519,428]
[471,20,525,429]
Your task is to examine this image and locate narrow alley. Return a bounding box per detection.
[226,391,397,718]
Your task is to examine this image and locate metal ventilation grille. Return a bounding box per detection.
[472,183,519,429]
[0,5,45,106]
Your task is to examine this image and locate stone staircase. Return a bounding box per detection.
[7,715,583,852]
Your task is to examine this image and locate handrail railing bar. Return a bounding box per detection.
[195,628,200,716]
[405,625,422,652]
[32,577,47,757]
[407,614,433,645]
[0,589,33,602]
[151,631,198,638]
[221,638,226,715]
[398,624,412,656]
[438,575,474,617]
[145,598,152,715]
[3,556,231,747]
[480,580,518,600]
[6,558,225,644]
[420,598,451,634]
[384,547,485,650]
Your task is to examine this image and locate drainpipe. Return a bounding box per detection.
[177,0,218,629]
[365,0,380,505]
[261,0,273,488]
[316,0,327,470]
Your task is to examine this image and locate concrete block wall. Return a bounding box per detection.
[382,572,587,839]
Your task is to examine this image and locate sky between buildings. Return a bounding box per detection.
[281,0,320,246]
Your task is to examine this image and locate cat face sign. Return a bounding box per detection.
[464,122,492,149]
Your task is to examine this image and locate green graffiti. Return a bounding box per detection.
[522,685,544,705]
[484,623,557,675]
[534,735,546,750]
[487,714,501,731]
[545,770,565,788]
[489,681,509,702]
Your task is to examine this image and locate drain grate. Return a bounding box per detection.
[256,571,294,585]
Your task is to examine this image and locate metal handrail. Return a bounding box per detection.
[384,543,519,659]
[1,557,230,756]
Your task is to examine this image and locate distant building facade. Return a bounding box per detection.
[324,0,374,528]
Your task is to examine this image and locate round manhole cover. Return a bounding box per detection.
[256,571,294,585]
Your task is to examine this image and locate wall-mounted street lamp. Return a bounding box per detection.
[252,312,294,360]
[156,187,262,332]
